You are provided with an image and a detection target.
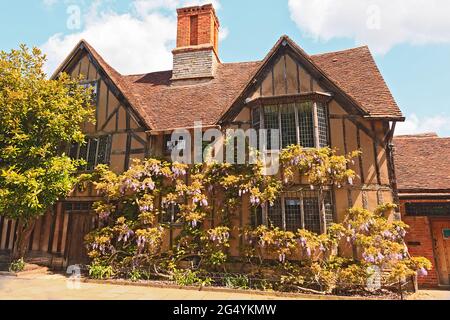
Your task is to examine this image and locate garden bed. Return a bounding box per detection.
[80,276,409,300]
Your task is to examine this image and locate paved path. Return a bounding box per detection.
[1,273,448,300]
[410,290,450,300]
[0,274,300,300]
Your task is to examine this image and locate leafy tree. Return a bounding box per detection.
[0,45,94,260]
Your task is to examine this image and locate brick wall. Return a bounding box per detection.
[173,4,220,81]
[176,4,219,54]
[400,201,440,287]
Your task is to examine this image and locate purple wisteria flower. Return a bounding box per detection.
[250,196,260,206]
[99,211,110,221]
[363,253,375,264]
[118,229,134,243]
[306,247,311,257]
[298,237,307,247]
[417,267,428,277]
[172,166,187,177]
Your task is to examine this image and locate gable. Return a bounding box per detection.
[219,36,403,125]
[54,43,149,173]
[246,51,325,101]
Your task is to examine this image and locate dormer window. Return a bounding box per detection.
[251,95,331,150]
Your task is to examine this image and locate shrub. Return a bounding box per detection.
[9,258,25,273]
[88,264,114,280]
[224,274,250,290]
[172,269,212,287]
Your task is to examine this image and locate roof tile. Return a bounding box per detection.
[394,134,450,192]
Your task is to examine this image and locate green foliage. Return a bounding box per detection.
[280,145,360,188]
[171,269,212,287]
[0,45,93,222]
[9,258,25,273]
[224,274,250,290]
[88,264,115,280]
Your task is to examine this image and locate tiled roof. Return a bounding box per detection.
[121,62,260,130]
[55,38,403,130]
[311,46,403,119]
[394,134,450,192]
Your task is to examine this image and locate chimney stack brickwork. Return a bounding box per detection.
[172,4,220,82]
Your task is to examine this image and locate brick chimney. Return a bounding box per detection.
[171,4,220,83]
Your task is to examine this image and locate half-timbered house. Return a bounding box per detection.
[0,4,404,268]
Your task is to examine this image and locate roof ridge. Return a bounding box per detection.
[311,45,369,57]
[394,133,440,139]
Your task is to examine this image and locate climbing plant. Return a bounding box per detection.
[84,147,431,295]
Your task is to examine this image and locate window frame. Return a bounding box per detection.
[69,135,112,172]
[254,188,335,234]
[160,203,182,226]
[250,94,331,150]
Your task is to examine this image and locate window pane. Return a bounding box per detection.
[69,143,79,159]
[161,204,180,224]
[281,104,297,148]
[87,138,98,171]
[251,206,263,228]
[298,102,315,148]
[251,108,260,129]
[252,108,261,150]
[263,105,279,150]
[285,198,301,232]
[267,200,283,229]
[78,142,88,165]
[303,191,321,234]
[405,202,450,216]
[317,103,329,147]
[96,136,110,165]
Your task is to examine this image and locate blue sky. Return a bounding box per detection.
[1,0,450,136]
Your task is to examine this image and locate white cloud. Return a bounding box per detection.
[288,0,450,54]
[42,0,59,7]
[395,114,450,136]
[41,0,223,76]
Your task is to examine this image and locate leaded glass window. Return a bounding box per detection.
[285,198,302,232]
[69,135,111,171]
[161,204,181,224]
[317,103,329,148]
[303,191,321,234]
[251,206,264,228]
[87,138,98,171]
[298,102,315,148]
[263,105,279,150]
[260,190,334,234]
[405,202,450,216]
[281,104,297,148]
[256,100,329,150]
[267,199,283,229]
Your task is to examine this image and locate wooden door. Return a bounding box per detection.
[66,212,93,266]
[431,219,450,285]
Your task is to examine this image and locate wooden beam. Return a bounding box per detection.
[371,122,382,186]
[357,128,365,184]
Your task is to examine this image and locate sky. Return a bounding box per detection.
[1,0,450,137]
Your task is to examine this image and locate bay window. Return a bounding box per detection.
[252,190,334,234]
[251,98,330,150]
